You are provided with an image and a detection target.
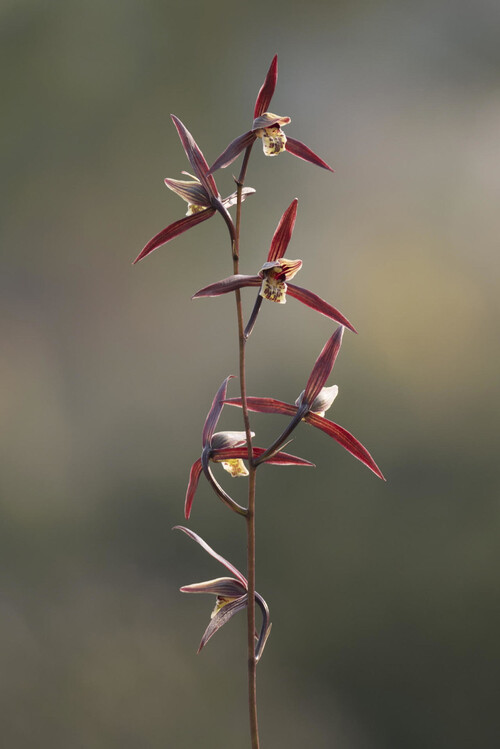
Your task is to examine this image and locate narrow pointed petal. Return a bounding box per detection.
[285,136,334,172]
[198,595,248,652]
[304,327,344,406]
[251,447,315,467]
[184,459,203,519]
[180,577,247,597]
[286,284,357,332]
[254,55,278,118]
[224,396,298,418]
[164,177,211,207]
[209,130,256,173]
[212,445,314,467]
[133,208,215,263]
[222,186,256,209]
[170,115,219,198]
[193,275,261,298]
[305,413,385,480]
[202,375,235,447]
[267,199,298,262]
[174,526,248,586]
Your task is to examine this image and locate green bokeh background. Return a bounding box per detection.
[2,1,499,747]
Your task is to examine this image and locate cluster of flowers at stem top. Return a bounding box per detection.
[135,55,385,661]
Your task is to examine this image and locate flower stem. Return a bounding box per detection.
[232,143,260,749]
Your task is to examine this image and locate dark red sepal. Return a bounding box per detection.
[285,136,334,172]
[286,284,357,332]
[212,445,314,467]
[303,326,344,406]
[185,459,203,519]
[305,412,385,480]
[224,397,297,417]
[251,447,314,467]
[267,199,298,262]
[209,131,256,174]
[171,115,219,198]
[133,208,215,263]
[254,55,278,118]
[192,275,261,299]
[202,376,234,447]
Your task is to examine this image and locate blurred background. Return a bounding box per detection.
[2,0,500,746]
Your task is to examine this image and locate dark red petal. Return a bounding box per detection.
[209,131,256,173]
[254,55,278,118]
[212,445,314,467]
[212,448,316,468]
[198,595,248,653]
[202,375,235,447]
[170,115,219,198]
[224,397,298,417]
[251,447,315,467]
[133,208,215,264]
[184,459,203,519]
[193,275,261,298]
[267,199,298,262]
[174,525,248,586]
[305,413,385,480]
[303,327,344,406]
[286,284,357,333]
[285,136,334,172]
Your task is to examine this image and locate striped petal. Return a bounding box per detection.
[202,376,235,447]
[164,177,211,208]
[170,115,219,199]
[211,444,314,467]
[198,595,248,653]
[174,526,248,586]
[184,458,203,519]
[254,55,278,118]
[180,577,247,598]
[267,199,298,262]
[303,326,344,406]
[285,136,334,172]
[286,284,357,332]
[305,412,385,480]
[209,130,256,173]
[224,396,298,418]
[222,186,256,209]
[193,275,261,299]
[133,208,215,264]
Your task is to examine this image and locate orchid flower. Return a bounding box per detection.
[209,55,333,174]
[225,327,385,479]
[174,526,271,661]
[133,116,255,263]
[185,375,315,519]
[192,199,356,336]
